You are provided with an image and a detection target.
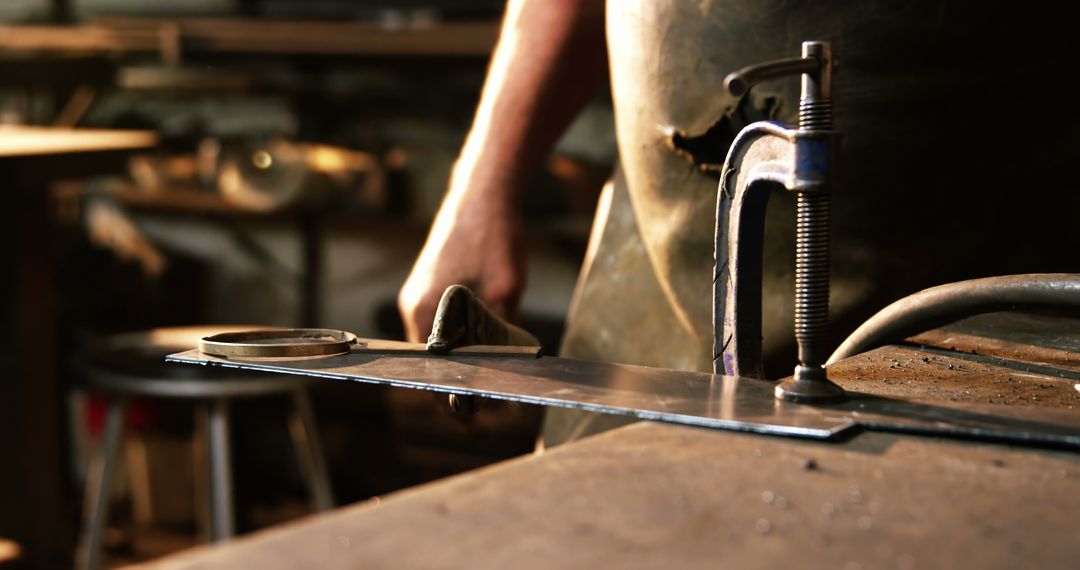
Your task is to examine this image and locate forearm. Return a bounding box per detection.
[448,0,608,213]
[400,0,607,339]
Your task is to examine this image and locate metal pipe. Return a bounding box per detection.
[828,274,1080,364]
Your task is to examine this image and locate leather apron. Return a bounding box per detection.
[544,0,1080,446]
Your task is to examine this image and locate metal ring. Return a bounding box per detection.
[198,328,359,358]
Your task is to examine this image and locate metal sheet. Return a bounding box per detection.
[168,349,854,440]
[167,347,1080,447]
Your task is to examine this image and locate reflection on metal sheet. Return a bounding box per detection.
[167,347,1080,448]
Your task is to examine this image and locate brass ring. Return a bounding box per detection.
[198,328,359,358]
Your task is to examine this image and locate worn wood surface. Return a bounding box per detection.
[137,313,1080,570]
[134,422,1079,570]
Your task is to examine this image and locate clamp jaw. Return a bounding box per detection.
[713,41,846,403]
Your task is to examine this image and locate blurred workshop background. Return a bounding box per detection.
[0,1,614,567]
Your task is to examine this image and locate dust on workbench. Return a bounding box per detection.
[829,312,1080,409]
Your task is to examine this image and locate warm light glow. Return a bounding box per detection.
[252,149,273,169]
[0,539,22,563]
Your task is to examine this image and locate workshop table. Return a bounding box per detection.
[1,126,157,568]
[137,314,1080,569]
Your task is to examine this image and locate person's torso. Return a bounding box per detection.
[562,0,1080,376]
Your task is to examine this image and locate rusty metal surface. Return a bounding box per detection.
[827,312,1080,442]
[830,345,1079,410]
[909,312,1080,374]
[828,312,1080,411]
[911,331,1080,375]
[830,275,1080,363]
[133,423,1080,570]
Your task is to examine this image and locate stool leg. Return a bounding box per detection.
[76,397,126,570]
[193,404,210,543]
[288,389,334,511]
[205,398,235,540]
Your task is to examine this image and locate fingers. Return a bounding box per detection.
[400,275,524,343]
[398,279,438,343]
[397,213,527,343]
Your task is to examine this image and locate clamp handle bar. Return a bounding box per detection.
[723,57,820,97]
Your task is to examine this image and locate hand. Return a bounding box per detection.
[398,185,526,343]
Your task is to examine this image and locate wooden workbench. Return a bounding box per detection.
[137,314,1080,569]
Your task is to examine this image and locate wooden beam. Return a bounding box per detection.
[0,18,498,58]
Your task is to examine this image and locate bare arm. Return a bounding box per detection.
[398,0,608,342]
